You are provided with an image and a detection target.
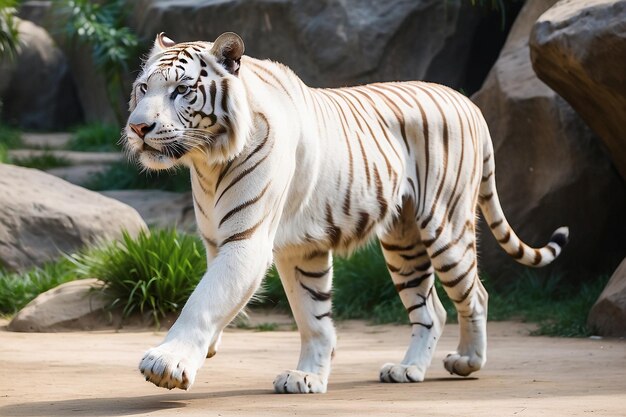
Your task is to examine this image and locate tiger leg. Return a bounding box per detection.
[378,200,447,383]
[272,250,336,393]
[420,216,488,377]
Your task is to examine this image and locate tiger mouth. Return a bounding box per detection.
[141,142,162,154]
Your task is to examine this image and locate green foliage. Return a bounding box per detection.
[67,123,121,152]
[82,160,191,191]
[0,123,22,164]
[0,258,77,315]
[57,0,140,124]
[0,144,7,163]
[0,122,22,148]
[488,271,610,337]
[70,229,206,324]
[0,0,19,60]
[10,151,71,169]
[255,322,279,331]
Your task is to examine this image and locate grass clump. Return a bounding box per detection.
[10,151,71,169]
[83,160,191,192]
[0,258,76,315]
[67,123,121,152]
[71,229,205,324]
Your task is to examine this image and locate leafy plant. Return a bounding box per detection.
[67,123,121,152]
[57,0,139,125]
[0,0,19,60]
[0,258,77,315]
[82,160,191,191]
[70,229,206,324]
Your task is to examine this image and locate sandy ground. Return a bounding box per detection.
[1,316,625,417]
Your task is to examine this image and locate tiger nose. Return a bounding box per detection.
[129,122,156,139]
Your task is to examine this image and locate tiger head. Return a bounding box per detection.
[125,32,252,170]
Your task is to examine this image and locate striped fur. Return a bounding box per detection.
[129,32,568,393]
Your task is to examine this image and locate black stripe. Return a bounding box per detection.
[395,273,431,292]
[489,219,503,229]
[221,79,229,112]
[380,240,416,252]
[209,80,217,112]
[300,283,331,302]
[295,266,331,279]
[410,321,433,329]
[440,259,476,288]
[406,301,426,314]
[218,183,270,227]
[315,311,333,320]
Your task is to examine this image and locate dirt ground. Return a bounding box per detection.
[1,316,625,417]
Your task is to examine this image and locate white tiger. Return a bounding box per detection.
[126,32,568,393]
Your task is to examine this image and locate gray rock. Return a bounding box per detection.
[46,164,112,186]
[0,18,82,129]
[101,190,196,232]
[0,164,147,272]
[20,132,72,150]
[130,0,490,90]
[588,258,626,337]
[530,0,626,182]
[8,279,110,332]
[471,0,626,283]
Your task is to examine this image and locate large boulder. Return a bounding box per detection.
[530,0,626,182]
[101,190,196,232]
[0,164,147,272]
[471,0,626,283]
[7,279,110,332]
[588,258,626,337]
[0,17,83,129]
[130,0,506,91]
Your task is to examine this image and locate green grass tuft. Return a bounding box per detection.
[9,151,71,169]
[0,258,76,315]
[70,229,206,324]
[67,123,121,152]
[82,160,191,191]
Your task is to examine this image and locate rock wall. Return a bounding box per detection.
[129,0,497,90]
[471,0,626,283]
[0,18,83,129]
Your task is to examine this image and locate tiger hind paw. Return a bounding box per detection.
[443,351,484,376]
[379,363,425,383]
[273,370,327,393]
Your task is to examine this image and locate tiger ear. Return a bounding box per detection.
[150,32,176,56]
[211,32,244,76]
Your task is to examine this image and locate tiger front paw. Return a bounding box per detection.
[139,342,203,390]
